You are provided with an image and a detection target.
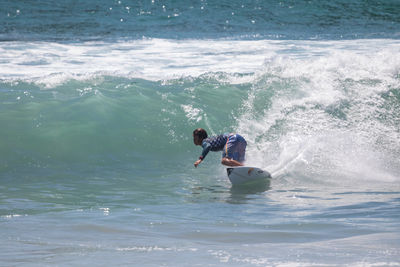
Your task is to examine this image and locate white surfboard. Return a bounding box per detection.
[226,166,271,185]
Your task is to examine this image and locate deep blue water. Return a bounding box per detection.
[2,0,400,41]
[1,1,400,266]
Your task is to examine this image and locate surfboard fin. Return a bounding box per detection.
[226,168,234,176]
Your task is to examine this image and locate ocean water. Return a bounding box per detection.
[1,1,400,266]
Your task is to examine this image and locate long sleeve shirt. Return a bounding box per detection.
[199,133,230,160]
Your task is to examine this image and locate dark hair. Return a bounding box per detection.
[193,128,208,140]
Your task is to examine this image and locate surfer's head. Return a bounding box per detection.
[193,128,208,145]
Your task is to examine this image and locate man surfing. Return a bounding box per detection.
[193,128,247,167]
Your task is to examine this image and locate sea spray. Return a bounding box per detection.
[236,43,400,185]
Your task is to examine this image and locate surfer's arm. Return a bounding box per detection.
[194,159,202,167]
[200,142,211,159]
[194,142,211,167]
[221,157,244,167]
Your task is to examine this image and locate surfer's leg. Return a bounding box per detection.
[235,135,247,163]
[222,134,247,165]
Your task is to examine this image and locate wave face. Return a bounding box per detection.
[1,39,399,184]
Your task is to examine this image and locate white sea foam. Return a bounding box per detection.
[236,40,400,186]
[1,39,399,88]
[181,104,203,123]
[0,38,275,87]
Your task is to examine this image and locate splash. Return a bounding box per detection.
[237,43,400,185]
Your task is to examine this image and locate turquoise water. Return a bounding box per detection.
[1,1,400,266]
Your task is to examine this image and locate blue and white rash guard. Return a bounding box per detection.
[199,133,247,162]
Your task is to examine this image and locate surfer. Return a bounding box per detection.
[193,128,247,167]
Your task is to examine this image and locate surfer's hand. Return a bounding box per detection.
[194,159,202,168]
